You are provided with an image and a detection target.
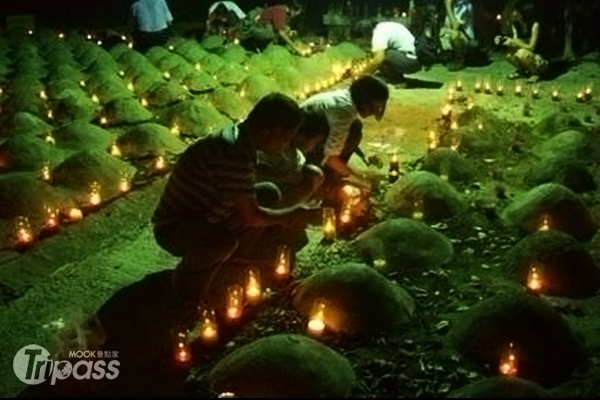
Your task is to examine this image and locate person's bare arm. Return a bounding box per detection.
[506,22,539,51]
[277,28,304,55]
[364,49,386,75]
[232,195,318,228]
[445,0,460,30]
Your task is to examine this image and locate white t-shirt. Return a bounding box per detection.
[301,88,357,161]
[371,21,416,55]
[208,1,246,20]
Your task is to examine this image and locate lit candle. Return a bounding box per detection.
[455,79,463,92]
[531,85,540,99]
[79,80,86,87]
[474,80,482,93]
[99,116,108,125]
[428,130,439,151]
[44,205,59,231]
[339,202,352,223]
[41,162,52,182]
[412,198,424,220]
[119,176,131,193]
[163,71,171,80]
[67,207,83,222]
[89,182,101,206]
[450,120,459,131]
[450,134,461,151]
[127,82,134,92]
[538,214,551,231]
[110,142,121,157]
[322,207,336,241]
[141,98,148,107]
[199,307,219,345]
[514,82,522,97]
[174,331,191,363]
[389,151,400,171]
[584,85,593,100]
[275,245,291,279]
[499,342,518,376]
[527,263,543,292]
[496,81,504,96]
[551,87,560,101]
[91,94,99,103]
[484,80,492,94]
[576,91,584,103]
[441,103,452,119]
[171,123,180,135]
[388,169,399,184]
[39,90,47,100]
[226,285,244,320]
[47,110,54,120]
[155,156,165,170]
[14,216,34,247]
[477,121,484,130]
[307,300,327,336]
[245,268,262,304]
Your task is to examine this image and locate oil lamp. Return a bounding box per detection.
[531,85,540,99]
[412,198,424,220]
[245,268,262,304]
[173,331,191,364]
[41,161,52,182]
[119,176,131,193]
[527,263,543,292]
[388,169,399,184]
[110,142,121,157]
[67,207,83,222]
[47,110,54,120]
[155,156,165,170]
[389,150,400,171]
[576,90,584,103]
[89,182,101,206]
[307,299,328,337]
[322,207,337,241]
[538,214,551,231]
[39,90,47,100]
[514,81,523,97]
[99,116,108,126]
[496,80,504,96]
[428,130,439,151]
[551,87,560,101]
[454,79,462,92]
[584,84,593,100]
[275,245,291,280]
[127,82,134,92]
[45,133,55,145]
[483,79,492,94]
[163,71,171,80]
[170,123,180,135]
[43,205,59,232]
[226,285,244,321]
[499,342,518,376]
[441,103,452,120]
[141,98,148,107]
[14,216,34,248]
[91,94,99,103]
[474,80,482,93]
[199,306,219,346]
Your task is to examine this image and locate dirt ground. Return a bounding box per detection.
[1,49,600,398]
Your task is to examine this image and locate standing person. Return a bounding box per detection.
[129,0,174,53]
[301,75,389,202]
[255,109,329,208]
[495,0,549,83]
[363,20,430,85]
[205,1,246,38]
[152,93,320,307]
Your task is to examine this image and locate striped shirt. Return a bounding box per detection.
[301,88,357,162]
[152,124,255,232]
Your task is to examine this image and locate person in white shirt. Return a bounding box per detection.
[301,75,389,197]
[205,1,246,37]
[365,21,422,84]
[129,0,174,53]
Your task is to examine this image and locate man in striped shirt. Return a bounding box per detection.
[152,93,319,306]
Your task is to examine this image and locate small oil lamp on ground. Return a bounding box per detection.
[526,262,544,293]
[531,85,540,99]
[226,285,244,321]
[538,214,551,231]
[110,142,121,157]
[13,216,34,250]
[173,331,192,364]
[41,161,52,182]
[322,207,337,241]
[307,299,328,337]
[119,175,131,193]
[428,130,440,152]
[43,205,59,233]
[155,155,166,171]
[499,342,518,376]
[88,182,102,207]
[388,150,401,183]
[66,207,83,223]
[245,268,262,305]
[274,245,291,282]
[198,306,219,346]
[474,80,482,93]
[412,198,425,220]
[551,86,560,101]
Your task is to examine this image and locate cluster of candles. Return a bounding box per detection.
[294,60,356,100]
[499,342,518,376]
[173,246,295,363]
[470,78,593,103]
[322,184,363,241]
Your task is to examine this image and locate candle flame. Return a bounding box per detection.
[499,342,518,376]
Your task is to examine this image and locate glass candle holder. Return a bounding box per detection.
[307,299,328,337]
[245,268,262,304]
[226,285,244,321]
[499,342,518,376]
[322,207,337,241]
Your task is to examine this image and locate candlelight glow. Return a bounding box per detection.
[499,342,518,376]
[200,307,219,345]
[412,199,424,220]
[89,182,101,206]
[527,263,543,292]
[322,207,336,241]
[155,156,165,170]
[339,204,352,224]
[307,300,327,336]
[14,216,33,246]
[67,207,83,222]
[41,162,51,181]
[174,332,191,363]
[44,206,59,230]
[119,177,131,193]
[141,98,148,107]
[171,123,180,135]
[91,94,99,103]
[474,80,482,93]
[245,268,262,304]
[110,143,121,157]
[100,116,108,125]
[538,214,551,231]
[428,130,439,150]
[226,285,244,320]
[275,245,291,278]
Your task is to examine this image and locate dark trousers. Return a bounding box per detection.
[379,49,422,82]
[132,29,170,53]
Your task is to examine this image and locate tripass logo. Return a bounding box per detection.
[13,344,120,385]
